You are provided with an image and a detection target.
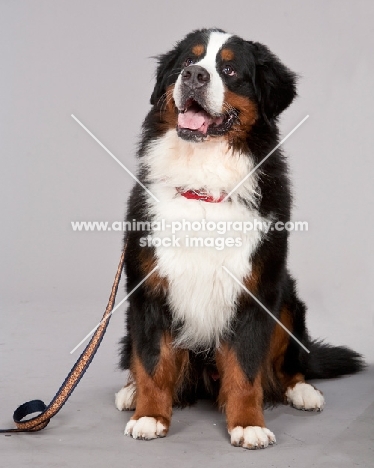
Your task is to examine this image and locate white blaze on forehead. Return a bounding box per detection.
[199,31,233,65]
[196,31,232,114]
[173,31,232,115]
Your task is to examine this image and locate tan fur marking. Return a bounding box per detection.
[243,261,262,295]
[216,344,265,430]
[221,48,234,61]
[268,307,293,374]
[139,248,168,296]
[223,91,258,145]
[264,307,306,399]
[157,83,178,132]
[192,44,205,56]
[285,372,305,390]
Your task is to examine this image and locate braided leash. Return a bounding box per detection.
[0,245,126,434]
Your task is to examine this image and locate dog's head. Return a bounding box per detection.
[151,29,297,143]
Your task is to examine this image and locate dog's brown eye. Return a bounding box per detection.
[184,57,196,67]
[222,65,236,76]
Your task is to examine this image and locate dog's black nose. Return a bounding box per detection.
[182,65,210,89]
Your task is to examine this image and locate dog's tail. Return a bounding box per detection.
[303,339,365,380]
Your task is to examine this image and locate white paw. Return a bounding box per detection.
[115,383,136,411]
[229,426,276,449]
[124,417,167,440]
[286,382,325,411]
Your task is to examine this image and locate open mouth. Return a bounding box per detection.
[177,98,237,141]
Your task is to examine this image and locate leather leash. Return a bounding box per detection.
[0,244,126,433]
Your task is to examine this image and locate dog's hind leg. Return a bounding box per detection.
[115,380,137,411]
[285,377,325,411]
[267,305,325,412]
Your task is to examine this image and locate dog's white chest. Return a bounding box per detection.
[144,131,267,349]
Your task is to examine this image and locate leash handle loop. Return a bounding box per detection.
[0,245,126,434]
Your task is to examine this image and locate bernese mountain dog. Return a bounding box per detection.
[115,28,364,449]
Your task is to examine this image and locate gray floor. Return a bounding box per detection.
[1,301,373,468]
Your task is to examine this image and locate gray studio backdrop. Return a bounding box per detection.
[1,0,373,364]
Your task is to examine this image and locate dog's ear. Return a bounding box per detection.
[150,46,181,106]
[249,42,297,121]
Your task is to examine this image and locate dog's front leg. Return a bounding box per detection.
[216,343,276,449]
[124,332,185,440]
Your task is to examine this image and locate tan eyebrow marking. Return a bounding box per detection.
[221,48,235,61]
[192,44,205,56]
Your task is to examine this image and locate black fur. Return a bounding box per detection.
[250,41,297,121]
[304,341,365,379]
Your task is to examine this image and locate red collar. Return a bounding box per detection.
[177,188,228,203]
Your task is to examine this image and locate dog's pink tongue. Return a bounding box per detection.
[178,109,210,133]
